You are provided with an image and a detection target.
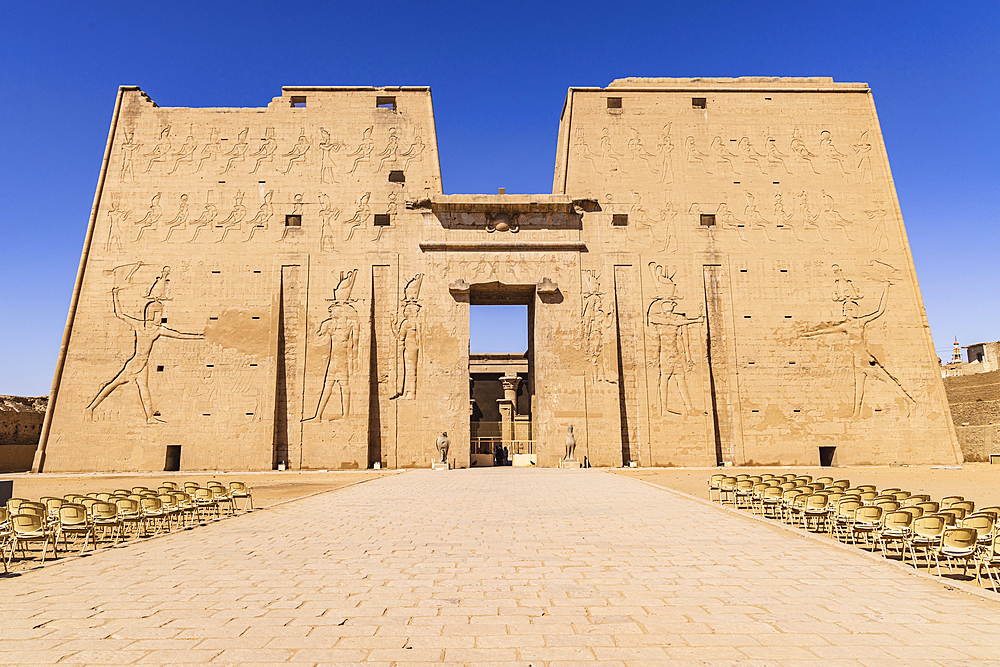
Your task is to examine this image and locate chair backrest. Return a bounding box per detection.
[157,486,173,495]
[80,497,100,512]
[978,506,1000,520]
[161,481,179,490]
[140,496,162,512]
[709,474,726,488]
[962,513,995,537]
[171,491,189,505]
[940,496,964,505]
[855,506,883,523]
[942,527,978,550]
[951,500,975,513]
[92,502,118,520]
[763,487,783,501]
[116,498,139,515]
[891,491,911,501]
[760,473,775,481]
[183,482,199,491]
[797,475,813,484]
[859,492,877,503]
[736,480,754,492]
[17,503,46,518]
[825,493,844,507]
[913,514,946,538]
[97,493,112,501]
[875,500,900,513]
[808,482,826,491]
[735,474,750,481]
[779,482,796,492]
[815,476,834,484]
[857,485,876,493]
[916,501,940,514]
[131,487,148,493]
[883,510,913,531]
[805,494,828,510]
[195,487,214,501]
[0,506,8,524]
[781,473,797,481]
[900,506,924,520]
[747,476,763,484]
[941,507,967,522]
[11,512,44,535]
[44,497,65,514]
[880,487,901,494]
[719,477,737,491]
[938,511,958,526]
[59,503,89,527]
[832,480,851,489]
[6,498,29,513]
[157,494,176,508]
[837,500,863,516]
[113,489,130,495]
[230,481,247,492]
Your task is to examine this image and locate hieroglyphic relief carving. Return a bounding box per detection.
[646,263,703,416]
[790,128,820,173]
[659,204,678,253]
[347,126,374,174]
[195,128,222,173]
[582,271,616,384]
[105,193,128,253]
[280,131,310,174]
[744,191,774,241]
[399,134,425,170]
[161,194,190,241]
[216,191,247,242]
[244,191,273,242]
[711,136,739,173]
[119,132,141,182]
[600,127,623,172]
[343,192,371,241]
[279,194,304,241]
[764,135,791,174]
[627,127,658,174]
[684,136,710,172]
[391,274,423,400]
[737,136,767,174]
[318,128,344,183]
[795,191,827,241]
[803,265,914,417]
[133,193,162,242]
[304,270,360,422]
[143,126,171,173]
[167,133,197,174]
[250,127,277,174]
[820,190,854,241]
[864,201,890,253]
[376,127,399,172]
[572,128,600,173]
[319,193,340,251]
[819,130,849,174]
[852,131,874,183]
[84,268,204,424]
[656,123,674,183]
[714,202,744,238]
[188,190,218,242]
[221,128,250,173]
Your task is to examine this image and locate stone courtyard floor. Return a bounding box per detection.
[3,468,1000,666]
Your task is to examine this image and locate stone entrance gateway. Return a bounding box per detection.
[34,78,961,472]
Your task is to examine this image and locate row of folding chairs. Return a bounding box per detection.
[708,473,1000,588]
[1,480,253,571]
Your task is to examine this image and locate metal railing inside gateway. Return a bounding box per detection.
[470,421,534,455]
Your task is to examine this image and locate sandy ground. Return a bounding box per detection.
[615,464,1000,509]
[1,469,397,509]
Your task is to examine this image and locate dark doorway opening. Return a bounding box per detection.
[164,445,181,471]
[819,446,837,467]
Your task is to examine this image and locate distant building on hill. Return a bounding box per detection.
[942,341,1000,462]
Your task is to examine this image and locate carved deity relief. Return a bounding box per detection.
[819,130,849,174]
[581,271,617,384]
[343,192,371,241]
[105,193,128,253]
[318,128,345,183]
[85,267,204,424]
[391,274,423,400]
[600,127,623,172]
[279,194,304,241]
[744,191,774,241]
[143,126,171,173]
[646,263,703,416]
[133,193,162,242]
[347,126,375,174]
[221,128,250,173]
[737,137,767,174]
[250,127,278,174]
[852,131,874,183]
[627,126,658,174]
[572,128,600,173]
[216,191,247,242]
[318,193,341,251]
[280,131,310,174]
[819,190,854,241]
[188,190,218,242]
[659,204,678,253]
[711,136,739,173]
[195,128,222,173]
[795,191,827,241]
[684,136,710,172]
[656,123,674,183]
[400,134,425,170]
[790,128,819,173]
[119,132,141,182]
[243,191,273,242]
[167,133,198,174]
[802,265,914,417]
[864,201,890,253]
[376,127,399,172]
[161,194,190,242]
[305,270,360,422]
[764,136,791,174]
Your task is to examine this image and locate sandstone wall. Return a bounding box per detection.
[944,370,1000,462]
[0,396,46,472]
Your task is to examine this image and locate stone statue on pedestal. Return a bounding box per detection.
[564,424,577,462]
[435,431,450,464]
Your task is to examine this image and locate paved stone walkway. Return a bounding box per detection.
[3,469,1000,666]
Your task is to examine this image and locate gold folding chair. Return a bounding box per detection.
[906,514,947,570]
[935,527,979,581]
[56,504,95,554]
[6,513,55,566]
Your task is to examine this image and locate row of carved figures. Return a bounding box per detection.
[103,190,400,251]
[574,125,877,183]
[117,124,426,182]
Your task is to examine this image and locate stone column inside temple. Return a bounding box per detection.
[498,373,521,448]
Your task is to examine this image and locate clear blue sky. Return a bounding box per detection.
[1,1,997,395]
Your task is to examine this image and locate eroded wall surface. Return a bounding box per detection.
[38,78,960,471]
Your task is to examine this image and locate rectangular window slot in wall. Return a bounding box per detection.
[611,214,629,226]
[784,315,792,319]
[218,181,225,184]
[388,170,405,183]
[692,97,707,109]
[733,181,740,184]
[209,317,218,321]
[246,413,254,416]
[374,214,391,226]
[737,224,745,228]
[748,361,755,365]
[777,225,784,228]
[700,214,716,227]
[160,318,167,324]
[789,361,796,365]
[156,366,164,372]
[251,316,260,320]
[773,181,780,184]
[376,96,396,110]
[744,315,751,319]
[793,409,801,413]
[211,270,221,274]
[258,180,265,185]
[290,96,306,108]
[249,363,257,367]
[285,214,302,227]
[765,97,772,101]
[206,364,214,368]
[202,413,211,417]
[607,97,622,109]
[780,269,788,273]
[253,270,261,274]
[751,409,760,413]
